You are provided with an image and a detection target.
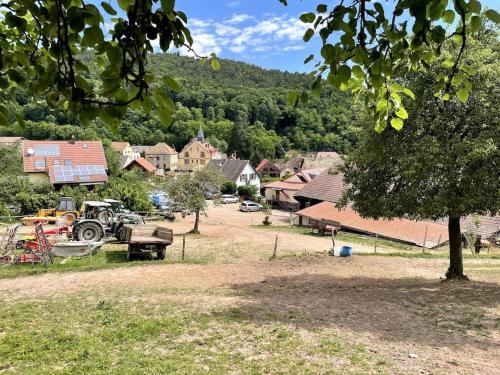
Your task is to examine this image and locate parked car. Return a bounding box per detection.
[160,202,184,213]
[204,190,220,200]
[239,201,263,212]
[220,194,239,204]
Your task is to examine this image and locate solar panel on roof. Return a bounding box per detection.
[34,145,60,156]
[34,160,46,168]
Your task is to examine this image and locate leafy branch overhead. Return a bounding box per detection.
[0,0,219,129]
[285,0,499,132]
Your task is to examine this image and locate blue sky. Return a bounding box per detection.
[177,0,323,72]
[98,0,500,73]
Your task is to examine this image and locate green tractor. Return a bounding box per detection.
[72,201,144,242]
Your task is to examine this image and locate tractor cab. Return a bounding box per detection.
[103,199,130,214]
[55,197,77,212]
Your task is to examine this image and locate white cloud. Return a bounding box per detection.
[179,14,309,57]
[225,14,253,24]
[226,0,242,7]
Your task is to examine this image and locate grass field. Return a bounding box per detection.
[0,287,385,374]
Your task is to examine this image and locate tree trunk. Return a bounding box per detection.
[192,209,200,234]
[446,215,468,280]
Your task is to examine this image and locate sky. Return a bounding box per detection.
[176,0,323,72]
[97,0,500,73]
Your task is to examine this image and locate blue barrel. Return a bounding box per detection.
[340,246,352,257]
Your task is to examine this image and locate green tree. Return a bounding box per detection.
[340,27,500,279]
[0,0,219,129]
[284,1,500,131]
[165,167,224,233]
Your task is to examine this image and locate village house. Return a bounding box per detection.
[256,159,281,178]
[256,157,305,179]
[0,136,25,147]
[208,159,261,190]
[123,157,156,175]
[263,168,325,211]
[143,143,178,174]
[22,140,108,186]
[178,127,223,171]
[111,142,140,163]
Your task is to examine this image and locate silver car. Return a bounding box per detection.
[221,194,239,204]
[239,201,262,212]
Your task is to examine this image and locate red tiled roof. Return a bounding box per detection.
[23,140,108,174]
[126,157,156,172]
[111,141,130,152]
[294,172,345,203]
[316,151,340,159]
[296,202,449,248]
[256,159,269,172]
[264,181,305,191]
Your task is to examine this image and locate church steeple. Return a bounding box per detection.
[197,126,205,141]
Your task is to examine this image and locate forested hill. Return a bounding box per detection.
[2,53,358,164]
[150,53,310,89]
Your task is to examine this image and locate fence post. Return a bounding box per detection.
[422,225,428,254]
[374,234,378,254]
[271,235,278,260]
[436,234,442,251]
[182,234,186,261]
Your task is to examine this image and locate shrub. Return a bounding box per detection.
[221,180,237,194]
[237,185,258,200]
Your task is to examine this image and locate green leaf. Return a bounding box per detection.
[304,54,314,64]
[441,59,454,69]
[67,7,85,32]
[101,2,117,15]
[468,0,482,14]
[320,44,335,60]
[316,4,327,13]
[161,0,175,13]
[337,65,351,83]
[300,12,316,23]
[485,9,500,23]
[395,106,408,120]
[470,16,481,33]
[303,29,314,42]
[142,96,153,114]
[106,45,122,65]
[442,10,455,24]
[311,76,322,97]
[390,117,404,131]
[442,93,450,101]
[210,58,221,71]
[456,87,469,103]
[376,99,387,113]
[117,0,131,11]
[402,88,415,100]
[374,120,387,133]
[163,75,181,93]
[81,26,104,47]
[287,91,299,107]
[351,65,364,79]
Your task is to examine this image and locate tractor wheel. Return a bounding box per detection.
[74,222,103,242]
[97,208,114,226]
[157,246,166,260]
[62,212,77,225]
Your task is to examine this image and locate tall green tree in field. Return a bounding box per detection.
[340,25,500,279]
[165,167,224,234]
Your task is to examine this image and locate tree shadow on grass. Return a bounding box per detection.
[218,274,500,349]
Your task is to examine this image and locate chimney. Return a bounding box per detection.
[69,135,75,145]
